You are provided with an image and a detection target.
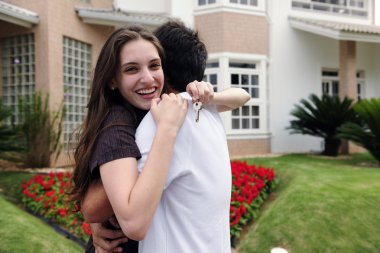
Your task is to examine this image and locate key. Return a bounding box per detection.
[193,101,202,123]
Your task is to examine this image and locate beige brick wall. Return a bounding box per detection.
[0,0,114,167]
[195,12,268,54]
[227,138,270,159]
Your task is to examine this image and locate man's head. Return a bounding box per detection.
[154,20,207,92]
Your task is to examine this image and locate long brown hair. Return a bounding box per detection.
[70,25,164,208]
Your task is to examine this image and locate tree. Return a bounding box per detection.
[338,98,380,165]
[287,94,357,156]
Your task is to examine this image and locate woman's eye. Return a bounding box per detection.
[150,63,161,69]
[125,67,137,73]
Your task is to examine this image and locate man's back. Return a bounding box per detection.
[136,92,231,253]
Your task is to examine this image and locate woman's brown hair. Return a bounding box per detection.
[70,25,164,209]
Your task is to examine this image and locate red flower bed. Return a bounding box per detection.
[230,161,277,238]
[21,171,91,243]
[21,162,276,244]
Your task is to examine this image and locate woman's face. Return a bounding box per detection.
[113,38,164,110]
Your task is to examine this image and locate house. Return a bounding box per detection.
[1,0,379,166]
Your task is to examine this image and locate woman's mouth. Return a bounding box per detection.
[136,87,157,95]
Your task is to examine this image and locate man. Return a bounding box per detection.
[83,20,250,253]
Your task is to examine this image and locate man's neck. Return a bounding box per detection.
[167,86,179,94]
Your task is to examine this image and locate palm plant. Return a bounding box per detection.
[338,98,380,165]
[287,94,357,156]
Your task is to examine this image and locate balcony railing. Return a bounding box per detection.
[292,0,368,18]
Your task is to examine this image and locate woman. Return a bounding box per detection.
[71,25,189,252]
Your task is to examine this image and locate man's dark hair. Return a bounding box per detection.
[154,20,207,92]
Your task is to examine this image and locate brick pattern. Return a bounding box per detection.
[339,40,357,100]
[0,0,114,166]
[227,138,270,158]
[195,12,268,54]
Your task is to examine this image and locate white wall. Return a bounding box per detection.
[168,0,194,27]
[114,0,194,27]
[114,0,168,14]
[359,42,380,98]
[269,0,340,153]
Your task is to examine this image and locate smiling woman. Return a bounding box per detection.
[70,25,188,253]
[111,38,164,110]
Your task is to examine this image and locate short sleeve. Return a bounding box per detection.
[89,106,141,174]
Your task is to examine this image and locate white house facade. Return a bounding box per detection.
[1,0,380,165]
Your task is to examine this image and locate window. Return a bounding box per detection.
[203,61,219,92]
[356,70,365,101]
[198,0,216,6]
[292,0,368,17]
[1,34,35,124]
[321,69,365,101]
[230,0,258,6]
[229,62,261,130]
[322,69,339,97]
[63,37,91,147]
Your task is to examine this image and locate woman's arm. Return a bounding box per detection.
[99,93,187,241]
[186,81,250,112]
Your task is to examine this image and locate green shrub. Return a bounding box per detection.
[338,98,380,165]
[287,94,357,156]
[18,92,65,167]
[0,99,24,160]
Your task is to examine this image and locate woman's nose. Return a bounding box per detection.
[140,67,154,83]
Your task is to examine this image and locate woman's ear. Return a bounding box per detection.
[110,79,117,90]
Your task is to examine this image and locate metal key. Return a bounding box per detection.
[193,101,202,123]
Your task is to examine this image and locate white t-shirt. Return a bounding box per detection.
[136,92,231,253]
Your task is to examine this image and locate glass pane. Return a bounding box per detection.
[231,74,239,85]
[332,81,339,96]
[251,87,259,98]
[251,75,258,85]
[252,118,260,129]
[210,74,217,85]
[199,0,206,5]
[241,74,249,85]
[232,108,240,116]
[242,119,250,129]
[209,0,216,3]
[252,106,259,116]
[232,119,240,129]
[250,0,257,5]
[230,0,238,3]
[242,106,249,116]
[206,62,219,68]
[241,0,248,4]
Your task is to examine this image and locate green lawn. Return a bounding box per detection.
[0,171,83,253]
[238,153,380,253]
[0,153,379,253]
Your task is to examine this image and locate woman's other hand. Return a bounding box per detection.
[186,81,214,105]
[150,93,188,135]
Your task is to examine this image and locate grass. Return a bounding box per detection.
[0,153,379,253]
[237,153,380,253]
[0,171,83,253]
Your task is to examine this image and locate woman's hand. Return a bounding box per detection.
[150,93,188,134]
[186,81,214,105]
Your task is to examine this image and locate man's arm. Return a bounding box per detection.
[81,180,114,223]
[186,81,250,112]
[211,87,251,112]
